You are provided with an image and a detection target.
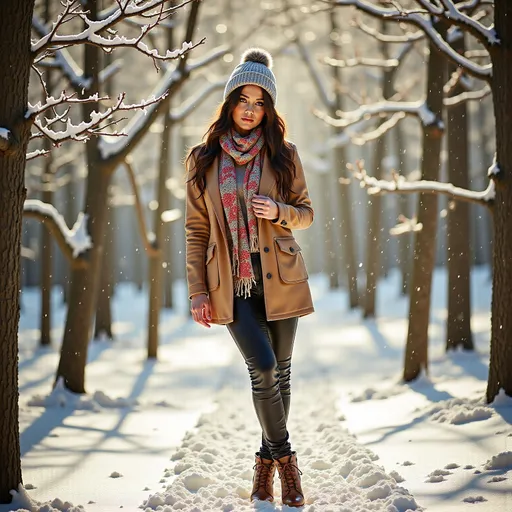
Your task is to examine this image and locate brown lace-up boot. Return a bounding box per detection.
[275,452,305,507]
[250,453,276,502]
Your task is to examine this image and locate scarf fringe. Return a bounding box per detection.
[235,277,256,299]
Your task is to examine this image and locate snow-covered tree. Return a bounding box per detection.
[0,0,216,504]
[331,0,512,403]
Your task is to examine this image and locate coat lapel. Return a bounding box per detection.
[258,152,277,198]
[206,155,227,240]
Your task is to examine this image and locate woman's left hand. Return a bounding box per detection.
[252,194,279,221]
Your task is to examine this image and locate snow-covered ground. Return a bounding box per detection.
[2,267,512,511]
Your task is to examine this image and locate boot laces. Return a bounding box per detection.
[253,460,274,488]
[278,460,303,492]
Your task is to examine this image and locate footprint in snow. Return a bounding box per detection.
[402,460,415,466]
[444,463,460,470]
[110,471,123,478]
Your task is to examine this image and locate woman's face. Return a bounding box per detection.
[231,85,265,136]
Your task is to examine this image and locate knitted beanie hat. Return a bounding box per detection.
[223,48,277,105]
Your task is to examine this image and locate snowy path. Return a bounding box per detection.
[3,269,512,511]
[142,383,419,511]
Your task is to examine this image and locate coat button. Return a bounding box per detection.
[264,247,270,253]
[266,273,272,279]
[289,247,295,253]
[281,220,287,226]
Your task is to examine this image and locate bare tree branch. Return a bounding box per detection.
[347,159,496,208]
[294,37,334,108]
[352,13,425,42]
[99,45,229,166]
[123,158,159,258]
[330,0,494,81]
[170,79,226,123]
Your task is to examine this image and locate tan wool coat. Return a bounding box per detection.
[185,142,314,324]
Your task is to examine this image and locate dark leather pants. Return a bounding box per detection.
[226,254,298,460]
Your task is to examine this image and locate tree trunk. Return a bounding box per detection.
[94,200,114,340]
[445,36,473,352]
[40,0,53,346]
[364,21,393,317]
[395,122,412,295]
[40,151,53,346]
[163,220,174,308]
[486,1,512,402]
[56,1,111,393]
[330,10,358,305]
[147,19,175,358]
[94,48,114,340]
[147,113,172,358]
[0,0,34,503]
[403,24,447,382]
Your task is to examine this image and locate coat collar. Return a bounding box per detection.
[206,151,276,237]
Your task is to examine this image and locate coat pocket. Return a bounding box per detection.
[274,237,308,284]
[205,243,220,291]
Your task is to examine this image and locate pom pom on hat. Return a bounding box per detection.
[224,47,277,104]
[240,48,273,69]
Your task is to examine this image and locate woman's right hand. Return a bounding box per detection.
[191,293,212,328]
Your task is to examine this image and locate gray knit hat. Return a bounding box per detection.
[223,48,277,105]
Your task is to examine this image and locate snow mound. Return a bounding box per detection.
[422,397,493,425]
[141,385,421,511]
[462,495,487,503]
[351,386,403,402]
[484,451,512,470]
[425,469,451,483]
[490,389,512,407]
[27,378,137,411]
[9,484,84,512]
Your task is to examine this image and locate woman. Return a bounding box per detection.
[185,48,314,507]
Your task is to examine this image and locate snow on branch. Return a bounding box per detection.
[0,127,13,153]
[29,92,164,149]
[99,45,229,163]
[23,200,92,264]
[26,149,51,161]
[350,113,406,145]
[314,99,439,129]
[26,91,106,119]
[332,0,493,81]
[323,56,399,69]
[389,214,423,236]
[347,159,496,208]
[31,0,203,65]
[444,84,492,107]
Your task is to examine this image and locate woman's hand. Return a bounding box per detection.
[252,194,279,221]
[191,293,212,328]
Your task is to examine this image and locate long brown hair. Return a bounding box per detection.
[185,86,296,201]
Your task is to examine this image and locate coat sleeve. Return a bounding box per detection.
[185,150,211,299]
[272,145,314,230]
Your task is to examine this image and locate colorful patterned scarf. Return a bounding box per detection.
[219,128,264,298]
